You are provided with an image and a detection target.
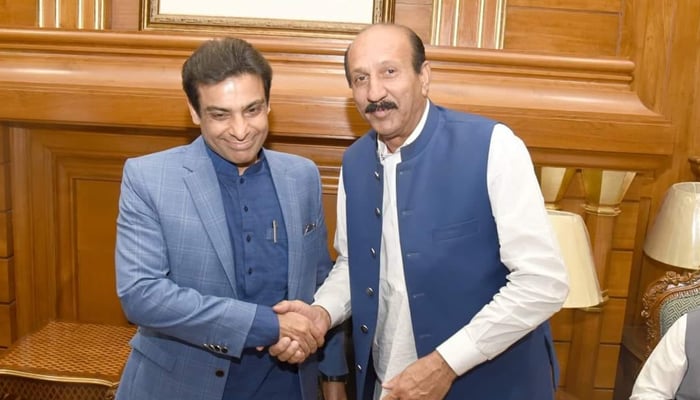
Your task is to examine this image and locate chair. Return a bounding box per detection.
[0,321,135,400]
[641,270,700,357]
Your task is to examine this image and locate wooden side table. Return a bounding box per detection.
[0,321,135,400]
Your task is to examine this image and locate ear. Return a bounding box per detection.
[187,101,201,125]
[419,61,431,97]
[266,101,271,115]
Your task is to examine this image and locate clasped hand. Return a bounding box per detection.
[267,300,331,364]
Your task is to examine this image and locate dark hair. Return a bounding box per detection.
[343,24,426,87]
[182,37,272,116]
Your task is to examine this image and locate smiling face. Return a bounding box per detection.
[188,73,270,174]
[346,24,431,152]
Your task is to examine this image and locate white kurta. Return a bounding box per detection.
[630,313,688,399]
[313,101,568,396]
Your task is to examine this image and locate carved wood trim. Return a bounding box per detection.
[0,28,672,171]
[641,270,700,357]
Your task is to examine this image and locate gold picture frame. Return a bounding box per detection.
[141,0,395,39]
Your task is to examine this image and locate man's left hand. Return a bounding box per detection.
[381,351,457,400]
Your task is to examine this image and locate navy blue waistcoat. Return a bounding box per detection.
[342,103,556,400]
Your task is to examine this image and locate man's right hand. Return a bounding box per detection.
[277,311,324,357]
[270,300,332,363]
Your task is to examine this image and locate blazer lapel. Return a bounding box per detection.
[182,137,238,297]
[267,152,303,300]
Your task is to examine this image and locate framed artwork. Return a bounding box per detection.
[141,0,395,38]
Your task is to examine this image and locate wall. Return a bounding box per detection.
[0,1,698,399]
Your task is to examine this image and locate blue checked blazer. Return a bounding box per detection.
[115,136,345,400]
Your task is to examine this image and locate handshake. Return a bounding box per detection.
[265,300,332,364]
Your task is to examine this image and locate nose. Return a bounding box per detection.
[367,77,387,103]
[227,117,248,140]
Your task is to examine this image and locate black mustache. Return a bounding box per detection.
[365,101,398,113]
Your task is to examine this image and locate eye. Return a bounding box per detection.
[210,112,228,121]
[352,74,368,86]
[383,67,398,77]
[245,105,264,117]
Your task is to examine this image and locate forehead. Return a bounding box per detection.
[348,26,412,68]
[198,74,265,103]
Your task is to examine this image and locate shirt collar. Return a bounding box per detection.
[377,100,431,161]
[206,142,266,178]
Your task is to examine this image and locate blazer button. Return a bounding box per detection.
[375,207,381,217]
[215,370,225,377]
[360,324,369,333]
[374,171,380,180]
[356,364,362,372]
[370,248,376,258]
[221,347,228,354]
[366,287,374,296]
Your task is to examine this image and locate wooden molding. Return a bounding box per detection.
[0,28,671,174]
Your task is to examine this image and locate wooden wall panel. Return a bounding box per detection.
[0,259,13,303]
[551,308,573,387]
[0,303,16,346]
[612,202,640,249]
[0,211,11,256]
[430,0,506,48]
[600,298,625,344]
[608,251,633,298]
[551,308,574,341]
[555,341,570,383]
[10,128,194,334]
[508,0,619,12]
[38,0,108,29]
[504,8,620,56]
[394,0,434,42]
[73,179,125,324]
[110,0,139,30]
[0,124,13,349]
[595,344,621,391]
[0,1,37,27]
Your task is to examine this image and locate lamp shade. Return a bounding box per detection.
[548,210,604,308]
[644,182,700,269]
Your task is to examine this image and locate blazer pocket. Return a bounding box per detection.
[130,332,177,373]
[302,222,318,236]
[432,219,480,241]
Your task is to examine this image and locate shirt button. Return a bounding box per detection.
[243,205,248,212]
[360,324,369,333]
[246,235,251,242]
[247,268,253,275]
[215,370,225,377]
[239,177,245,184]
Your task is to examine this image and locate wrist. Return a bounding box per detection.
[312,305,332,330]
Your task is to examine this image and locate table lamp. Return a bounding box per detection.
[644,182,700,270]
[548,210,605,308]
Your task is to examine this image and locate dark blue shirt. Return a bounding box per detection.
[206,146,301,400]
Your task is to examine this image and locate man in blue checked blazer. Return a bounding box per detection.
[115,37,347,400]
